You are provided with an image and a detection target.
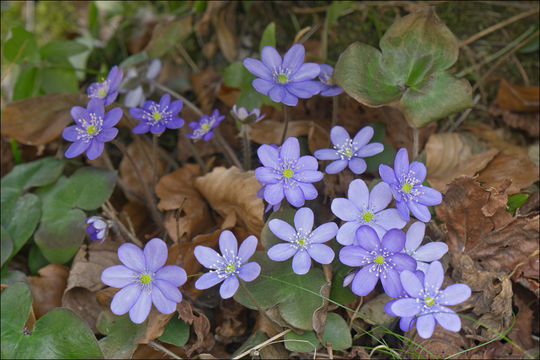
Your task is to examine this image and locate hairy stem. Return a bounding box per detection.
[280,105,290,144]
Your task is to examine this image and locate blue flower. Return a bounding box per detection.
[267,207,337,275]
[87,65,123,106]
[318,64,343,97]
[254,137,323,207]
[243,44,321,106]
[230,105,265,125]
[86,216,108,244]
[62,99,122,160]
[403,221,448,273]
[129,94,184,135]
[384,270,425,332]
[379,148,442,222]
[122,59,162,108]
[186,109,225,141]
[314,126,383,174]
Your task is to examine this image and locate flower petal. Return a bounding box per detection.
[417,186,442,206]
[400,317,416,332]
[103,107,123,128]
[325,159,348,174]
[268,219,296,241]
[101,265,137,288]
[96,127,118,142]
[314,149,340,161]
[87,98,105,118]
[348,179,369,210]
[331,198,360,221]
[195,272,223,290]
[438,284,471,306]
[409,161,427,183]
[166,117,184,129]
[86,140,104,160]
[132,123,150,134]
[118,243,146,272]
[296,155,318,170]
[356,225,380,252]
[219,230,238,260]
[339,245,373,267]
[269,85,285,103]
[62,125,79,141]
[252,78,275,95]
[352,126,374,148]
[330,126,350,147]
[381,229,406,253]
[396,200,410,222]
[237,236,258,262]
[369,182,393,213]
[379,164,397,185]
[356,143,384,157]
[154,279,182,303]
[381,268,404,297]
[405,221,425,252]
[351,266,379,296]
[267,243,297,261]
[400,270,424,298]
[298,182,317,200]
[294,207,314,233]
[391,298,422,317]
[194,246,222,270]
[287,81,319,98]
[292,250,311,275]
[144,238,168,272]
[414,242,448,262]
[129,290,152,324]
[155,265,187,287]
[110,284,141,315]
[261,46,282,69]
[373,209,407,230]
[307,244,334,264]
[424,261,444,294]
[433,306,461,332]
[293,170,323,183]
[255,166,279,184]
[281,89,299,106]
[243,58,272,80]
[65,141,90,158]
[151,285,177,314]
[409,201,431,222]
[71,106,88,125]
[310,222,338,243]
[285,186,305,207]
[394,148,409,179]
[280,137,300,160]
[257,144,280,169]
[238,262,261,282]
[387,253,417,272]
[168,100,183,115]
[348,158,366,174]
[219,275,239,299]
[282,44,305,73]
[336,221,361,245]
[416,313,436,339]
[264,183,284,205]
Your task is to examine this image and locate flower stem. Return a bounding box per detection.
[242,125,251,171]
[280,105,290,144]
[213,128,243,169]
[331,95,339,129]
[412,127,419,160]
[102,201,144,247]
[111,139,164,232]
[152,134,158,186]
[238,280,281,332]
[148,340,182,359]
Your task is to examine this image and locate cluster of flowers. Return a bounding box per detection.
[96,43,470,339]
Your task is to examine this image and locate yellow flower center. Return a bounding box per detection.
[361,212,374,222]
[298,238,306,246]
[152,112,162,121]
[139,274,152,285]
[86,125,98,135]
[344,148,353,158]
[277,74,288,83]
[97,88,107,98]
[201,123,210,131]
[402,182,413,193]
[282,168,294,178]
[225,263,235,273]
[374,255,384,265]
[424,296,435,307]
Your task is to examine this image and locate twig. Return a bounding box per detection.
[175,197,187,246]
[447,94,481,132]
[102,201,143,247]
[152,134,158,187]
[232,329,292,360]
[369,344,400,358]
[176,43,200,73]
[327,341,334,360]
[101,147,145,203]
[181,130,206,172]
[348,298,364,331]
[280,105,291,144]
[501,28,530,86]
[213,128,243,169]
[148,340,182,359]
[459,7,539,48]
[331,95,339,130]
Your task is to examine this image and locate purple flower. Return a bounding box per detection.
[339,226,417,297]
[314,126,383,174]
[403,222,448,273]
[331,179,406,244]
[62,99,122,160]
[243,44,321,106]
[87,65,123,106]
[384,270,425,332]
[230,105,265,125]
[101,238,187,324]
[255,137,323,207]
[389,261,471,339]
[194,231,261,299]
[122,59,163,108]
[318,64,343,97]
[267,207,337,275]
[379,148,442,222]
[186,109,225,141]
[86,216,108,244]
[129,94,184,135]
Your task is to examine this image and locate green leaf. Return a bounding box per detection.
[517,24,539,54]
[2,193,41,259]
[3,26,39,64]
[119,51,149,69]
[40,66,79,94]
[193,0,207,13]
[322,313,352,350]
[326,1,353,28]
[28,244,50,275]
[97,311,146,359]
[1,282,103,359]
[13,66,41,101]
[507,193,529,215]
[88,1,100,38]
[1,157,64,192]
[234,252,326,330]
[284,330,319,352]
[39,40,88,61]
[223,61,255,89]
[260,206,296,250]
[158,313,190,347]
[329,263,356,306]
[1,226,13,268]
[259,22,276,52]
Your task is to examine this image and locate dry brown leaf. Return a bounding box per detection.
[1,93,88,146]
[489,106,539,138]
[155,164,214,242]
[308,121,330,154]
[191,68,221,114]
[477,152,539,195]
[496,79,539,113]
[463,124,529,156]
[211,2,238,63]
[217,82,240,108]
[215,298,248,343]
[248,120,313,145]
[425,132,499,193]
[195,166,264,236]
[176,301,214,357]
[410,324,472,359]
[28,264,69,319]
[137,308,175,344]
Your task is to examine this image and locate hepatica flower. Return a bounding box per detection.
[230,105,265,125]
[390,261,471,339]
[331,179,406,244]
[101,238,187,324]
[186,109,225,141]
[268,207,337,275]
[384,270,425,332]
[315,126,383,174]
[86,216,109,244]
[62,99,122,160]
[318,64,343,97]
[129,94,184,135]
[88,65,123,106]
[194,231,260,299]
[379,148,442,222]
[403,222,448,273]
[255,137,323,207]
[243,44,320,106]
[339,226,417,297]
[122,58,162,108]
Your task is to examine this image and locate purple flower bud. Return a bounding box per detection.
[318,64,343,97]
[86,216,108,244]
[129,94,184,135]
[186,109,225,141]
[87,65,123,106]
[230,105,265,125]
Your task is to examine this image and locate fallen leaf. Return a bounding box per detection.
[155,164,214,242]
[136,308,175,344]
[463,124,529,156]
[195,166,264,236]
[176,301,214,357]
[496,79,539,112]
[248,120,313,145]
[191,68,221,114]
[28,264,69,319]
[476,152,539,194]
[308,121,330,154]
[215,298,248,343]
[211,2,238,63]
[425,132,499,192]
[410,324,472,359]
[1,93,88,146]
[489,106,539,138]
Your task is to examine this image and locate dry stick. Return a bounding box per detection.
[111,140,164,231]
[232,328,292,360]
[472,30,540,92]
[459,7,539,48]
[152,134,158,186]
[213,128,243,169]
[176,43,200,73]
[280,105,291,144]
[348,297,364,331]
[148,340,182,360]
[369,344,400,358]
[102,201,143,247]
[502,28,530,85]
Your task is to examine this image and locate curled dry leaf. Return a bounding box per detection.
[211,1,238,63]
[155,164,214,242]
[215,299,248,343]
[195,166,264,236]
[490,106,539,138]
[1,93,88,146]
[176,301,214,357]
[463,124,529,156]
[495,79,539,113]
[425,132,499,193]
[28,264,69,319]
[191,68,221,114]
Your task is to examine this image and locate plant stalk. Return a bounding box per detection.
[242,125,251,171]
[280,105,290,144]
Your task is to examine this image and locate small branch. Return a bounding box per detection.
[232,328,291,360]
[280,106,291,144]
[348,298,364,331]
[447,94,481,132]
[102,201,143,247]
[176,43,200,73]
[102,147,145,203]
[148,340,182,359]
